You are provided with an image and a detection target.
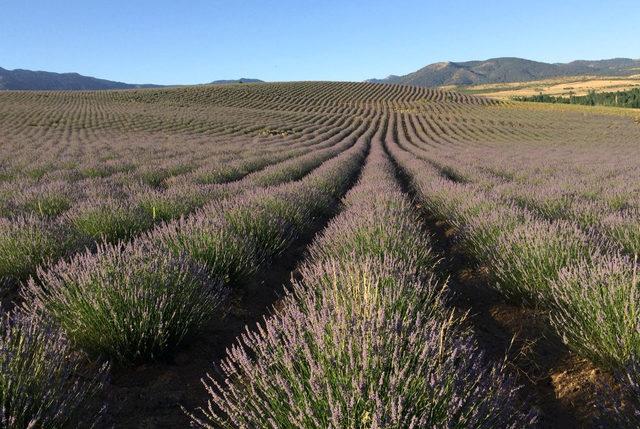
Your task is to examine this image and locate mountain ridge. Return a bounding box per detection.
[0,67,263,90]
[209,78,263,85]
[367,57,640,87]
[0,67,163,90]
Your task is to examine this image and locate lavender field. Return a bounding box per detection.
[1,81,639,427]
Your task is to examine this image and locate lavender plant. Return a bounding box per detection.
[548,254,640,369]
[138,164,193,188]
[135,185,208,222]
[188,260,534,429]
[460,205,523,263]
[152,216,259,286]
[22,194,72,218]
[601,210,640,256]
[25,242,227,364]
[68,198,153,244]
[194,165,247,185]
[309,199,438,273]
[222,197,301,262]
[16,180,75,218]
[79,162,132,179]
[0,310,107,428]
[0,215,68,287]
[489,220,595,305]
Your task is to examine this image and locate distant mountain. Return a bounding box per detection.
[0,67,163,90]
[368,57,640,87]
[209,78,264,85]
[0,68,266,90]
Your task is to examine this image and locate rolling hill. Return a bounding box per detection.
[210,78,264,84]
[0,67,263,90]
[368,57,640,87]
[0,67,163,90]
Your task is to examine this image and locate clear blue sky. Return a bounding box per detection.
[1,0,638,85]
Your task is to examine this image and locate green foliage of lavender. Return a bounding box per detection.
[25,242,227,364]
[0,216,69,287]
[153,217,259,286]
[22,194,71,218]
[0,311,107,428]
[139,164,193,188]
[489,220,595,305]
[68,200,153,244]
[135,187,208,222]
[222,198,300,262]
[601,211,640,256]
[194,165,247,185]
[548,254,640,369]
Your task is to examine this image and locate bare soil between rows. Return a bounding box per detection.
[424,216,614,428]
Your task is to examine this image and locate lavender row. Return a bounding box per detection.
[0,114,369,291]
[0,308,108,427]
[0,119,372,428]
[421,152,640,260]
[395,111,640,256]
[386,129,640,423]
[21,123,370,363]
[0,108,357,223]
[187,132,535,428]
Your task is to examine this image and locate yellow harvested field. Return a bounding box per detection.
[446,75,640,99]
[504,98,640,121]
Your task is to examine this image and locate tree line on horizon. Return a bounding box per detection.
[514,87,640,109]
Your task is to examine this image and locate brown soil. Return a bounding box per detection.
[427,218,614,428]
[1,279,23,312]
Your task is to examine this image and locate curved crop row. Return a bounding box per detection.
[21,120,371,365]
[5,80,639,425]
[187,127,535,428]
[386,119,640,422]
[0,112,370,292]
